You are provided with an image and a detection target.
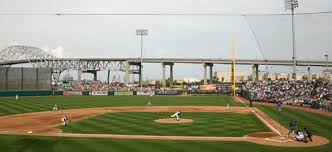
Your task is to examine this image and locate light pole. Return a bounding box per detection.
[284,0,299,80]
[325,54,329,70]
[136,29,148,90]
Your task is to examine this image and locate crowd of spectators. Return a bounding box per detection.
[58,80,136,91]
[56,80,332,111]
[246,80,332,111]
[56,80,186,95]
[56,80,160,92]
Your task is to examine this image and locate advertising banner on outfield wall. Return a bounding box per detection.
[136,91,155,96]
[114,91,134,96]
[199,85,216,91]
[90,91,108,96]
[63,91,82,96]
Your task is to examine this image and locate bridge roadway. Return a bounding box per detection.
[0,57,331,66]
[0,57,330,87]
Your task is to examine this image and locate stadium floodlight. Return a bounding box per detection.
[284,0,298,10]
[284,0,299,80]
[136,29,148,90]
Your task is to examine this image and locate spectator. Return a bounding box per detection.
[246,80,332,111]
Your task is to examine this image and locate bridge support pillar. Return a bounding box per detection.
[170,63,174,88]
[252,64,259,81]
[93,71,97,81]
[307,65,312,81]
[162,63,166,88]
[209,64,213,84]
[138,64,142,87]
[161,62,174,88]
[203,63,213,84]
[77,69,82,81]
[124,62,130,86]
[203,64,208,85]
[107,70,110,84]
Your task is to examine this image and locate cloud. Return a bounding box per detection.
[41,46,65,58]
[9,41,20,46]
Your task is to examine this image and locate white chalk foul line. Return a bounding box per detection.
[265,138,294,143]
[235,97,282,136]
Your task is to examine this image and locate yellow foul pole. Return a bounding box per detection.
[231,40,236,96]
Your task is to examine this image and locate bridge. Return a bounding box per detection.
[0,45,331,87]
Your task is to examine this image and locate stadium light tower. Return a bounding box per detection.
[136,29,148,90]
[325,54,329,70]
[284,0,299,80]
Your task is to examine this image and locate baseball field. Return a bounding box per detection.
[0,95,331,152]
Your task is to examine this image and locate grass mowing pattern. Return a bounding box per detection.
[0,96,241,116]
[60,112,269,137]
[256,105,332,142]
[0,96,331,151]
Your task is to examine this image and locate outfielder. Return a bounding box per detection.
[147,94,154,106]
[170,111,181,121]
[15,94,18,100]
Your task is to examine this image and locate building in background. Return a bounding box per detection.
[183,77,200,83]
[322,69,332,80]
[214,71,249,83]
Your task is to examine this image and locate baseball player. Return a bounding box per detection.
[276,99,283,112]
[295,130,304,141]
[304,128,313,142]
[170,111,181,121]
[61,116,67,126]
[53,104,58,111]
[288,120,297,137]
[226,103,230,111]
[15,94,18,100]
[147,100,152,106]
[147,94,154,106]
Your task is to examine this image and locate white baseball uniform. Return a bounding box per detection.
[61,117,67,126]
[53,104,58,111]
[170,111,181,120]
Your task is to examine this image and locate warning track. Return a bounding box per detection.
[0,106,329,147]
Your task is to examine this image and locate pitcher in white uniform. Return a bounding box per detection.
[170,111,181,121]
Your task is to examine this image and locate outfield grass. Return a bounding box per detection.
[0,96,331,152]
[60,112,269,137]
[0,96,241,116]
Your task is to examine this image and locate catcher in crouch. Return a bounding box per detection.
[170,111,181,121]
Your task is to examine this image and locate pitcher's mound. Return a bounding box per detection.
[155,118,193,124]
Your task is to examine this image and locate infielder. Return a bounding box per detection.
[226,103,230,111]
[53,104,58,111]
[170,111,181,121]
